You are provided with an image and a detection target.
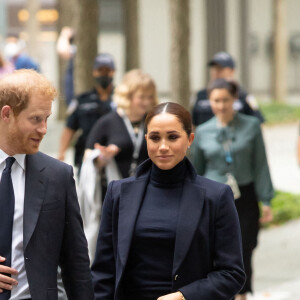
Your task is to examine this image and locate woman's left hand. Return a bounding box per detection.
[260,205,273,224]
[94,143,120,161]
[157,291,184,300]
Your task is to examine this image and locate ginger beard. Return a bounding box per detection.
[5,94,52,155]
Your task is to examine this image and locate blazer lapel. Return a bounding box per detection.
[172,179,205,275]
[23,154,47,250]
[117,176,149,268]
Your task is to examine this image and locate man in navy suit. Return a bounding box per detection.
[0,69,93,299]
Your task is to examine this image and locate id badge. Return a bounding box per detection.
[225,173,241,200]
[129,160,138,177]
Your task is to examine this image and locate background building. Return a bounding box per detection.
[1,0,300,106]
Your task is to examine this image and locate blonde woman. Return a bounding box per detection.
[85,69,158,194]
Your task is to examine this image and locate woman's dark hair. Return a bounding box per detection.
[145,102,192,136]
[207,78,239,98]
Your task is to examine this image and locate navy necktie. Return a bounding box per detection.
[0,157,16,299]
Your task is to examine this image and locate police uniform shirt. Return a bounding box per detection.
[192,87,264,126]
[66,89,113,145]
[66,89,114,166]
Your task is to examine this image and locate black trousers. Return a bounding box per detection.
[235,182,260,294]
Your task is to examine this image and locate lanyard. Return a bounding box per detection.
[217,120,234,166]
[120,109,144,160]
[222,139,233,165]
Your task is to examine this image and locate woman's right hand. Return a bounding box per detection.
[260,205,273,224]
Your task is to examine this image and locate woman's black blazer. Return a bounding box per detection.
[92,158,245,300]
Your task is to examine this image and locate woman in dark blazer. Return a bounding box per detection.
[92,102,245,300]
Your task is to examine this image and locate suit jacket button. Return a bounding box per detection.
[175,274,178,281]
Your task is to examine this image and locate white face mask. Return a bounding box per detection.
[4,43,20,59]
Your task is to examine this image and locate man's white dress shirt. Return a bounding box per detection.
[0,149,30,299]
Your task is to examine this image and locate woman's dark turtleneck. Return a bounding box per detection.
[150,157,187,186]
[123,158,187,299]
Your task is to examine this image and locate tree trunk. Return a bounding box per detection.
[205,0,227,70]
[124,0,140,71]
[240,0,249,90]
[25,0,40,60]
[0,0,7,39]
[56,0,76,120]
[73,0,99,95]
[169,0,190,109]
[273,0,287,102]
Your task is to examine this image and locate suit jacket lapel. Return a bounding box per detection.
[23,154,47,250]
[172,179,205,275]
[117,176,149,268]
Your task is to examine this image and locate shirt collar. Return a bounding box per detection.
[0,149,26,170]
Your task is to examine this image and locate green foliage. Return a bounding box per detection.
[259,103,300,125]
[268,190,300,225]
[257,104,300,226]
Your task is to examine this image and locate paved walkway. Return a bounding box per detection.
[262,122,300,194]
[251,219,300,299]
[39,117,73,165]
[247,123,300,299]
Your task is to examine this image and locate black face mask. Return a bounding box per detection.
[95,75,113,89]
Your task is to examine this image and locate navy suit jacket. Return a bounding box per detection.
[23,152,93,300]
[92,158,245,300]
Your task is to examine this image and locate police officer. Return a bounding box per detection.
[58,53,115,171]
[192,52,264,126]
